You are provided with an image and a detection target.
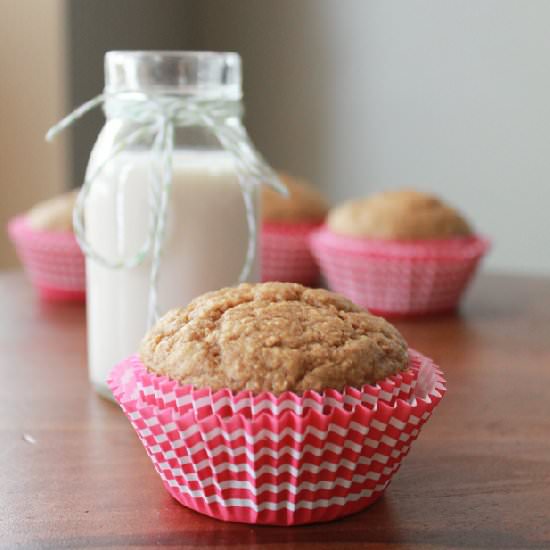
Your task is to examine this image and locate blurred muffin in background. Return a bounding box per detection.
[263,173,328,224]
[26,190,78,232]
[311,188,489,316]
[8,189,85,301]
[327,189,472,240]
[261,172,329,286]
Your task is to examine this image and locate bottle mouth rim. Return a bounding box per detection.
[104,50,242,100]
[106,50,240,62]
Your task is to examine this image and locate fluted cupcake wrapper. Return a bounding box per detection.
[112,353,420,420]
[261,222,322,286]
[7,216,85,301]
[310,226,489,317]
[108,350,445,525]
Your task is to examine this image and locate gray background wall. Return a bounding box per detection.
[189,0,550,275]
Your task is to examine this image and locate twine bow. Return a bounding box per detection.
[46,93,286,327]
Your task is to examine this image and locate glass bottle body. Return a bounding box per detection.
[85,52,259,398]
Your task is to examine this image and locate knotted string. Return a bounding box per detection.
[46,93,286,327]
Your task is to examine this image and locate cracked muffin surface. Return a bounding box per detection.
[139,282,409,394]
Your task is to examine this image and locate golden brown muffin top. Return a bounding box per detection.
[26,190,78,232]
[140,282,408,394]
[327,189,472,240]
[262,172,329,223]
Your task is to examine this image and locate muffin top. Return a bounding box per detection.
[327,189,472,240]
[262,172,329,223]
[26,190,78,232]
[140,282,408,395]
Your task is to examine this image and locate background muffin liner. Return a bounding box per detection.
[7,216,85,301]
[310,226,489,317]
[261,222,322,286]
[108,349,445,525]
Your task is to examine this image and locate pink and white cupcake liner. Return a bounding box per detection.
[310,226,489,317]
[115,356,417,419]
[7,216,85,301]
[108,349,446,525]
[261,222,322,286]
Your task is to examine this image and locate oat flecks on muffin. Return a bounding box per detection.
[26,190,78,232]
[262,172,329,223]
[139,282,409,395]
[327,189,472,240]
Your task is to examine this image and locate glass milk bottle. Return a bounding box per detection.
[79,51,276,399]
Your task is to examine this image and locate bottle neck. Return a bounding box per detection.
[103,93,243,125]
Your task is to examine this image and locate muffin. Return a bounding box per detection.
[327,189,472,240]
[140,282,409,393]
[261,172,329,285]
[109,282,446,525]
[311,189,489,316]
[26,190,78,232]
[7,190,85,301]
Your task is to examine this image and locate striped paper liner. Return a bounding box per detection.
[108,349,445,525]
[310,226,489,317]
[7,216,85,302]
[261,222,322,286]
[114,354,419,420]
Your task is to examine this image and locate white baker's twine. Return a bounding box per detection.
[46,93,287,327]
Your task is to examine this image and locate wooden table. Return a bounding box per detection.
[1,271,549,549]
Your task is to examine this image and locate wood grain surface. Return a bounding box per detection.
[1,270,549,549]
